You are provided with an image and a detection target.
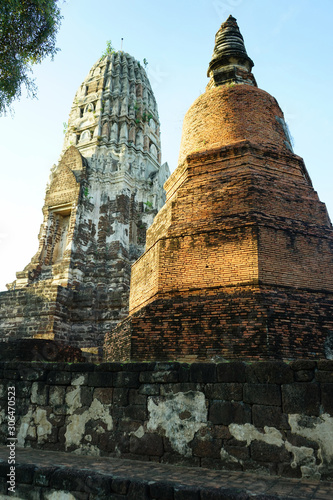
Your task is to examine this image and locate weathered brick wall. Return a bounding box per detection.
[258,225,333,290]
[178,145,328,230]
[107,286,333,362]
[129,142,333,316]
[130,226,259,314]
[0,285,72,342]
[158,227,258,293]
[0,361,332,480]
[67,283,130,348]
[0,339,85,363]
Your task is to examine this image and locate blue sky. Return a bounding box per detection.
[1,0,332,290]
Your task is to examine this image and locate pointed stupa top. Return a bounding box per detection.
[207,15,257,88]
[62,50,163,169]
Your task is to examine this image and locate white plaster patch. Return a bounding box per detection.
[288,413,333,478]
[229,415,333,480]
[285,441,317,477]
[71,375,86,386]
[131,425,145,439]
[0,409,5,425]
[65,398,113,452]
[35,409,52,442]
[229,423,284,447]
[17,407,52,446]
[289,413,333,463]
[147,391,207,457]
[27,425,37,440]
[65,413,87,448]
[65,386,81,414]
[45,491,76,500]
[17,409,33,447]
[220,448,239,463]
[31,382,42,403]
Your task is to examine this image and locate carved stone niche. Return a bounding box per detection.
[48,203,73,265]
[129,126,136,143]
[102,122,109,138]
[17,147,86,287]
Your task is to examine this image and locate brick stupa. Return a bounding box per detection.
[105,16,333,362]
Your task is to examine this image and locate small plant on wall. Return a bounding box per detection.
[83,186,93,200]
[144,200,153,210]
[102,40,115,58]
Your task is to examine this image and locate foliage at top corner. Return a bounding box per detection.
[102,40,115,58]
[0,0,62,116]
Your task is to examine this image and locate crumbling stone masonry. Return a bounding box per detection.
[106,16,333,362]
[0,51,169,355]
[0,360,332,481]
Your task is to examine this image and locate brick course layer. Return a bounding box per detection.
[107,286,333,362]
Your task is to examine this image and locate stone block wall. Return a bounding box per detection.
[0,360,332,480]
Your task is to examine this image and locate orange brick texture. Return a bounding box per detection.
[178,85,292,164]
[105,84,333,362]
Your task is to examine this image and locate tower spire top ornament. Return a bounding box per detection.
[207,15,257,88]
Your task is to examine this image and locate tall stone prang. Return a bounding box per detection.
[106,16,333,362]
[0,51,170,355]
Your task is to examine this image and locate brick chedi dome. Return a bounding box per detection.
[105,18,333,362]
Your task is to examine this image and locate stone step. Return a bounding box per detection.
[0,446,332,499]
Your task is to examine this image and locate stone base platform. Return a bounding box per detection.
[0,446,332,499]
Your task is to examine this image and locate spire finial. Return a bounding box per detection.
[207,16,257,89]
